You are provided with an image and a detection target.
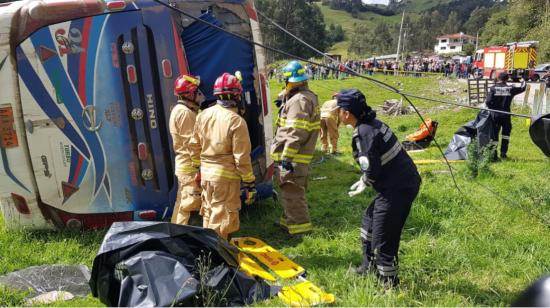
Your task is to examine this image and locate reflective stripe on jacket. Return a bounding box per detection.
[271,87,320,165]
[190,104,255,183]
[169,102,199,176]
[352,118,420,192]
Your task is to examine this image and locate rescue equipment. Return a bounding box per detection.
[231,237,335,307]
[232,237,305,279]
[403,119,438,151]
[278,280,336,307]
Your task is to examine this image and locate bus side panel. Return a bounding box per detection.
[0,47,48,229]
[140,2,190,216]
[15,10,172,228]
[249,6,273,173]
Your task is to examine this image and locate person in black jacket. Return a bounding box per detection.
[336,89,421,288]
[484,72,527,159]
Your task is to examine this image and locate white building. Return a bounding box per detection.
[434,33,477,54]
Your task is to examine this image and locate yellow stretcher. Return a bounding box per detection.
[231,237,335,306]
[279,281,336,307]
[231,237,305,279]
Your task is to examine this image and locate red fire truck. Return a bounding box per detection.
[473,41,539,81]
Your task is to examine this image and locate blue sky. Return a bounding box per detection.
[363,0,390,4]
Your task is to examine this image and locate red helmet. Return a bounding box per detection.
[213,73,242,98]
[174,74,200,97]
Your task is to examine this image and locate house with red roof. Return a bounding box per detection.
[434,32,477,54]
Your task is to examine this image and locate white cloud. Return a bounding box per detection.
[362,0,390,4]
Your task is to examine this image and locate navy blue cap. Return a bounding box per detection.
[336,89,371,120]
[498,72,509,81]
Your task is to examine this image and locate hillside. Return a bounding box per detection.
[316,3,402,57]
[396,0,454,12]
[317,0,505,59]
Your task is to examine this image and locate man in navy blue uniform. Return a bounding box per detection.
[484,72,526,159]
[336,89,421,288]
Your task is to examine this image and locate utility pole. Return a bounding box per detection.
[475,31,479,51]
[395,11,405,74]
[402,28,408,63]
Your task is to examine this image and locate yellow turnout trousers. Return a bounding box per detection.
[274,164,312,234]
[201,180,241,239]
[171,174,202,225]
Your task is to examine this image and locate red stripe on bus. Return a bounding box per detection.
[172,19,188,76]
[78,17,92,107]
[71,154,84,186]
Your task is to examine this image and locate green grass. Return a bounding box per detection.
[1,75,550,306]
[316,3,402,58]
[398,0,454,12]
[315,2,406,57]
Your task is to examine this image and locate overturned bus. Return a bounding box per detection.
[0,0,274,229]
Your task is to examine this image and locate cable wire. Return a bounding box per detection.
[254,6,463,195]
[154,0,550,221]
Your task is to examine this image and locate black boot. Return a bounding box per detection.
[379,275,400,289]
[353,261,376,276]
[353,241,375,276]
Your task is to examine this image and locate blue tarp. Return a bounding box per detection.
[182,12,255,101]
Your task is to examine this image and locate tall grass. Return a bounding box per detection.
[1,76,549,306]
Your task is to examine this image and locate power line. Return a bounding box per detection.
[254,6,463,195]
[153,0,550,225]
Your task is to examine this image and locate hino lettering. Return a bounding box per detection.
[0,0,273,230]
[146,94,157,129]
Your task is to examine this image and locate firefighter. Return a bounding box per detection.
[271,60,320,237]
[189,73,256,240]
[485,72,527,159]
[336,89,421,288]
[170,74,204,225]
[319,97,341,154]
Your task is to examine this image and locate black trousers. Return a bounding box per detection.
[360,184,420,279]
[492,115,512,156]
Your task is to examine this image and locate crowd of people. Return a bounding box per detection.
[269,57,474,80]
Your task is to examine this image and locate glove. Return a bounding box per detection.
[274,99,283,108]
[348,175,371,197]
[241,182,256,205]
[194,171,201,188]
[280,160,294,173]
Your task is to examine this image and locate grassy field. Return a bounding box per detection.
[396,0,454,12]
[315,3,403,57]
[1,75,550,306]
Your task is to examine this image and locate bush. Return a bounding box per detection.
[466,138,495,178]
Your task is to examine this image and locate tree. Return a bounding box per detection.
[462,43,476,56]
[348,21,395,56]
[442,11,460,34]
[463,6,492,35]
[327,24,345,43]
[348,23,370,56]
[256,0,330,61]
[481,0,550,61]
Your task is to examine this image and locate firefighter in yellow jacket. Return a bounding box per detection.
[320,98,341,154]
[271,61,320,236]
[170,74,203,225]
[190,72,256,239]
